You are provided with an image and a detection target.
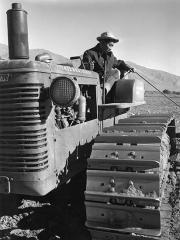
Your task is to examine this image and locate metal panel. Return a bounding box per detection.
[90,144,160,161]
[87,158,159,172]
[95,133,162,144]
[130,114,172,118]
[103,123,165,133]
[90,228,157,240]
[85,191,160,208]
[87,170,160,196]
[86,201,161,236]
[118,116,171,124]
[54,119,98,173]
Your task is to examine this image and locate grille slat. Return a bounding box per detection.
[0,83,43,89]
[0,159,48,165]
[0,83,49,172]
[0,128,46,134]
[0,143,47,149]
[0,150,48,157]
[0,89,39,94]
[0,94,39,99]
[0,111,46,117]
[0,122,44,127]
[0,138,47,144]
[0,165,48,172]
[0,103,41,109]
[0,155,48,162]
[0,107,45,111]
[0,99,41,104]
[0,134,46,139]
[0,117,46,121]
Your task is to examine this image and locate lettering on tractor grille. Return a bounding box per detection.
[0,83,49,172]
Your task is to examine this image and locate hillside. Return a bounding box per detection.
[0,43,8,59]
[0,43,69,64]
[127,61,180,91]
[1,43,180,91]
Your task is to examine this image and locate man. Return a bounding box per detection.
[82,31,134,94]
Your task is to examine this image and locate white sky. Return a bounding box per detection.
[0,0,180,76]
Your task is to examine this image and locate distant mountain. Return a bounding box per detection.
[1,43,180,92]
[0,43,8,59]
[127,61,180,91]
[0,43,69,64]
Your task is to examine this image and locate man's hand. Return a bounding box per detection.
[89,60,94,70]
[129,67,135,73]
[83,61,94,70]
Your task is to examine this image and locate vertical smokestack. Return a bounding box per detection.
[6,3,29,59]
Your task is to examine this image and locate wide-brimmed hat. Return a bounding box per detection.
[97,32,119,43]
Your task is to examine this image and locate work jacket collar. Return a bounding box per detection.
[95,43,112,57]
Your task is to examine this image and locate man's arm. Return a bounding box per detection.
[113,57,134,78]
[81,51,94,71]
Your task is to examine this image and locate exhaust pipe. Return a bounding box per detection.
[6,3,29,59]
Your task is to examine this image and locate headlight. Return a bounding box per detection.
[50,77,80,107]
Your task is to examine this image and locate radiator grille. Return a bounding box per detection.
[0,83,49,172]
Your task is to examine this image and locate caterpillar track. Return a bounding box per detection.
[85,114,176,240]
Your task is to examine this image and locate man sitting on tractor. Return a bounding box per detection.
[82,32,134,95]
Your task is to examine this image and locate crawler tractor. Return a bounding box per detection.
[0,3,176,240]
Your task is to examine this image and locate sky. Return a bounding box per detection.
[0,0,180,76]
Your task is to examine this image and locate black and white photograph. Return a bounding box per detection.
[0,0,180,239]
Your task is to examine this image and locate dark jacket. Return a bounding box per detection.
[82,43,131,82]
